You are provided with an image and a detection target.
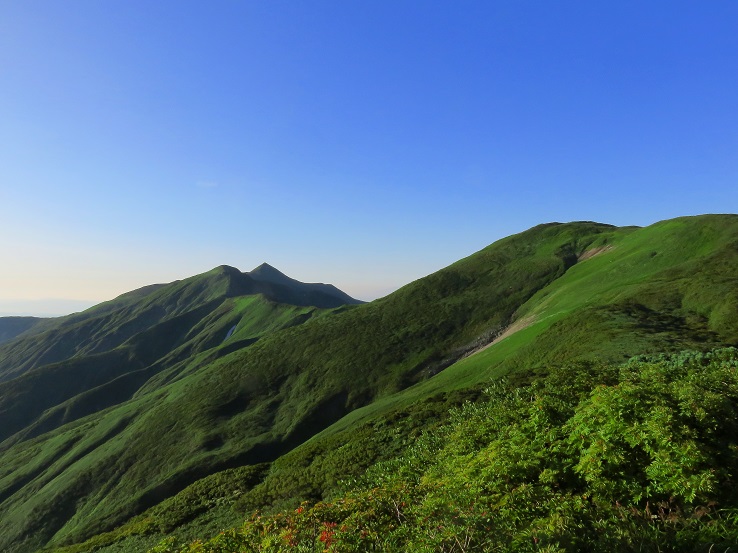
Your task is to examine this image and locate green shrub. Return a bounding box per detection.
[153,348,738,552]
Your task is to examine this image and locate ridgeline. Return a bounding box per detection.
[1,214,737,552]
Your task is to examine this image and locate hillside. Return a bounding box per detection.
[1,215,737,553]
[148,348,738,552]
[0,317,42,346]
[0,268,359,454]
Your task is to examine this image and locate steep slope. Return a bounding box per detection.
[3,215,738,553]
[0,265,360,385]
[437,213,738,386]
[0,317,42,345]
[0,265,358,448]
[247,263,364,307]
[299,215,738,451]
[135,215,737,553]
[83,214,738,553]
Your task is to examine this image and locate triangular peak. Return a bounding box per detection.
[248,263,294,284]
[250,262,284,274]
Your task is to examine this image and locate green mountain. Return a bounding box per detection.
[1,214,737,553]
[0,317,42,346]
[247,263,360,307]
[0,265,361,450]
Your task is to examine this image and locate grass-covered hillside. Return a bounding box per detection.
[148,348,738,552]
[0,264,357,448]
[0,265,360,553]
[0,317,42,346]
[1,214,737,553]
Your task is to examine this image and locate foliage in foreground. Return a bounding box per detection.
[151,348,738,552]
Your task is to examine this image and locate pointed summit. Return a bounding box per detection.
[245,263,363,307]
[248,262,293,286]
[251,262,279,273]
[251,262,278,272]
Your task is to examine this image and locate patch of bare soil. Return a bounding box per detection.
[464,315,537,358]
[577,244,614,262]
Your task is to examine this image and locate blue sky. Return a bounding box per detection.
[1,1,737,315]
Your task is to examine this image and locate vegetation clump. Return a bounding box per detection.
[151,348,738,552]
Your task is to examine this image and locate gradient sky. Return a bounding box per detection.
[1,1,737,315]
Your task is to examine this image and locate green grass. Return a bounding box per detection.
[306,214,738,437]
[0,317,42,345]
[2,215,738,553]
[0,267,350,552]
[142,348,738,553]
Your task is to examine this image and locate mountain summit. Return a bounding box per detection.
[248,262,293,284]
[246,262,363,307]
[0,263,361,450]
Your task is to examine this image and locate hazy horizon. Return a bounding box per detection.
[2,2,736,316]
[0,299,98,318]
[0,261,403,316]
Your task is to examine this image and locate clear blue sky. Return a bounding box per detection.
[1,1,737,315]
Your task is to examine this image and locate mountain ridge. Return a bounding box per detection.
[0,317,41,345]
[1,215,737,553]
[0,265,360,452]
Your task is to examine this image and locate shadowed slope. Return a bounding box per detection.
[0,317,42,345]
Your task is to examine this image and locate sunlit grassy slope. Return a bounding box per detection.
[143,348,738,553]
[2,215,737,553]
[310,215,738,437]
[0,266,343,449]
[0,265,358,553]
[439,213,738,381]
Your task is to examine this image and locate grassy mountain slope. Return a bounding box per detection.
[154,348,738,553]
[0,265,360,385]
[2,214,738,553]
[84,214,738,553]
[0,265,355,449]
[1,220,611,552]
[121,215,738,553]
[429,213,738,385]
[0,266,361,553]
[0,317,43,346]
[300,214,738,441]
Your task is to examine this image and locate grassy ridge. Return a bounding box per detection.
[0,274,331,449]
[84,214,738,552]
[302,216,738,442]
[2,215,738,553]
[0,266,355,553]
[441,214,738,381]
[0,317,43,346]
[2,221,608,551]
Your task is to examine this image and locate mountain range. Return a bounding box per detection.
[1,214,737,552]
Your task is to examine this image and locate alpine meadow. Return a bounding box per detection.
[1,214,738,552]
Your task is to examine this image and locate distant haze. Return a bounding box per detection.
[0,299,98,318]
[0,264,397,317]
